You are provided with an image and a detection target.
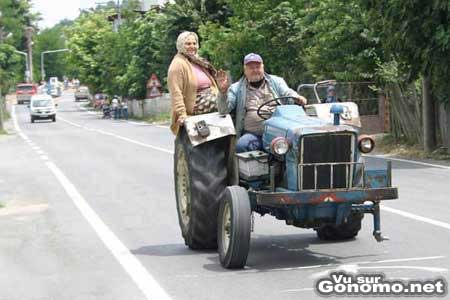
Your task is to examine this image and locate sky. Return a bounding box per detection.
[31,1,170,29]
[31,0,99,29]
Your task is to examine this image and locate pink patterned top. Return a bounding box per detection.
[192,64,212,91]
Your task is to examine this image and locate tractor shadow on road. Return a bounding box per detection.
[203,233,380,273]
[130,233,380,273]
[130,243,216,257]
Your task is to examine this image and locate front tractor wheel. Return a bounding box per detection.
[174,129,228,250]
[316,213,363,240]
[218,186,251,269]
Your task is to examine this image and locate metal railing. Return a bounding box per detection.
[298,162,365,191]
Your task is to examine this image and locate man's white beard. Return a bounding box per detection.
[248,75,264,82]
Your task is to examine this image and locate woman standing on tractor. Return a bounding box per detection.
[167,31,229,135]
[169,31,231,250]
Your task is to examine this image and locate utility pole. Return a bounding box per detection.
[422,75,437,153]
[41,48,69,82]
[0,12,6,131]
[97,0,122,32]
[117,0,121,29]
[15,50,29,82]
[0,83,3,132]
[25,26,34,83]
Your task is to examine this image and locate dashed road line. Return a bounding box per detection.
[11,105,172,300]
[382,206,450,230]
[365,154,450,170]
[59,116,174,154]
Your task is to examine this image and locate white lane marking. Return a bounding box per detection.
[382,206,450,230]
[45,162,172,300]
[365,154,450,170]
[127,121,147,126]
[124,121,169,129]
[12,105,172,300]
[95,128,174,154]
[268,256,446,274]
[40,155,49,161]
[311,263,447,279]
[36,150,45,155]
[281,258,446,294]
[177,255,446,279]
[60,117,83,128]
[59,117,174,154]
[359,265,447,272]
[280,288,314,293]
[361,256,446,265]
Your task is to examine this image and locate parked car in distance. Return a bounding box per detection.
[75,86,91,101]
[16,83,37,104]
[29,95,57,123]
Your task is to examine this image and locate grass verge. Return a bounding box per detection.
[130,112,171,124]
[375,134,450,161]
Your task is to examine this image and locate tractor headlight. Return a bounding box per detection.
[358,135,375,153]
[271,137,290,155]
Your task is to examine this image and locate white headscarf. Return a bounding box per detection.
[176,31,199,56]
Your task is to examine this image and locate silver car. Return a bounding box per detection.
[29,95,57,123]
[74,86,90,101]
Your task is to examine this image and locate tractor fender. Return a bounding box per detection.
[184,112,236,147]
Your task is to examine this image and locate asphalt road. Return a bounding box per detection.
[0,91,449,300]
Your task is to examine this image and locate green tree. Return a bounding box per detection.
[361,0,450,151]
[1,0,37,130]
[200,1,307,85]
[0,43,20,130]
[33,20,73,82]
[200,0,381,86]
[297,0,382,82]
[65,10,114,93]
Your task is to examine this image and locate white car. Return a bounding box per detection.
[29,95,57,123]
[48,77,62,97]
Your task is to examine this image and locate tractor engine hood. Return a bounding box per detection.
[262,105,358,154]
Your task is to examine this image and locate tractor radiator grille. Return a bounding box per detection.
[300,133,354,190]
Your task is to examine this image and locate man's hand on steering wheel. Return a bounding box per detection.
[257,96,306,120]
[295,95,308,106]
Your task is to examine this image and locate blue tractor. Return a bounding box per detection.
[174,80,398,269]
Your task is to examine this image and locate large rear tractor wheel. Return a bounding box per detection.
[174,129,229,249]
[316,213,363,240]
[218,186,251,269]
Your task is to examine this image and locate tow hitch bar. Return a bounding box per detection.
[352,202,390,242]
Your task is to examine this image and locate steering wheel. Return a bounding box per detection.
[256,96,301,120]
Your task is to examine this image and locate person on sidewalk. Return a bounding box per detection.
[111,96,119,120]
[121,100,128,120]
